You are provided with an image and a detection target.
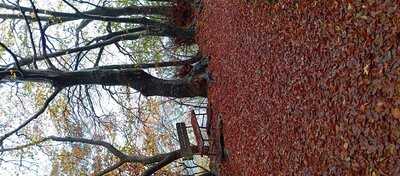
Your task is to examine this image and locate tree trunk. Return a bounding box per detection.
[87,6,172,17]
[15,69,207,98]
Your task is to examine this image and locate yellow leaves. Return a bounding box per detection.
[30,132,43,143]
[159,133,173,149]
[391,108,400,120]
[363,64,369,75]
[385,143,397,156]
[355,12,368,20]
[371,171,377,176]
[102,122,116,142]
[144,132,158,155]
[146,97,160,116]
[104,122,113,133]
[92,154,103,174]
[347,3,353,11]
[9,69,17,79]
[72,146,89,159]
[396,81,400,96]
[35,88,47,107]
[372,101,400,121]
[121,144,136,154]
[374,101,385,113]
[48,96,69,120]
[141,97,161,125]
[122,163,145,175]
[72,147,84,158]
[343,142,349,150]
[57,149,75,175]
[23,82,33,93]
[56,146,90,176]
[49,158,60,176]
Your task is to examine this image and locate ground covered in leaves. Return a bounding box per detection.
[196,0,400,175]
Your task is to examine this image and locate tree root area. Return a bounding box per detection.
[196,0,400,175]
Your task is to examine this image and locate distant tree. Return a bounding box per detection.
[0,0,209,175]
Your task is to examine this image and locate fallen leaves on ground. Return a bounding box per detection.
[196,0,400,175]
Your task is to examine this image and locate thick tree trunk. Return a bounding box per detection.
[14,69,207,98]
[0,3,172,18]
[86,6,172,17]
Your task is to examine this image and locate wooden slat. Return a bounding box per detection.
[176,122,193,160]
[190,110,205,154]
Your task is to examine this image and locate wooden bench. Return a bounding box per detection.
[189,110,209,156]
[176,110,210,160]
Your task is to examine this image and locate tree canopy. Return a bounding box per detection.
[0,0,210,175]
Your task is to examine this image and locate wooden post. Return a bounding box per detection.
[176,122,193,160]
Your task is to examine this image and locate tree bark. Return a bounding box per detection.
[141,146,201,176]
[14,68,207,98]
[14,25,194,67]
[0,3,171,18]
[86,6,172,17]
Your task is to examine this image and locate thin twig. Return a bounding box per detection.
[17,0,38,69]
[28,0,56,70]
[0,41,22,73]
[0,87,62,145]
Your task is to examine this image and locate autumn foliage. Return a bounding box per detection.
[176,63,193,78]
[197,0,400,175]
[170,0,195,28]
[169,0,196,45]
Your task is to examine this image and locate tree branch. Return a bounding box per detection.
[0,3,171,17]
[28,0,56,69]
[9,68,206,97]
[0,3,162,25]
[141,150,181,176]
[74,27,147,69]
[48,136,130,159]
[0,42,22,72]
[95,54,202,70]
[0,138,48,153]
[0,88,62,145]
[0,135,202,175]
[17,0,38,69]
[142,146,200,176]
[95,160,126,176]
[17,32,146,67]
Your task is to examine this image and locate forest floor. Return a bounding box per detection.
[196,0,400,175]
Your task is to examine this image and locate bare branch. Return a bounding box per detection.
[141,150,181,176]
[0,3,162,25]
[74,27,147,69]
[95,54,202,70]
[17,32,147,67]
[48,136,129,159]
[27,0,56,69]
[0,88,62,145]
[0,3,171,17]
[95,160,126,176]
[17,0,38,69]
[61,0,83,14]
[0,138,48,152]
[0,13,55,21]
[0,135,201,176]
[93,46,104,67]
[0,41,22,72]
[142,146,202,176]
